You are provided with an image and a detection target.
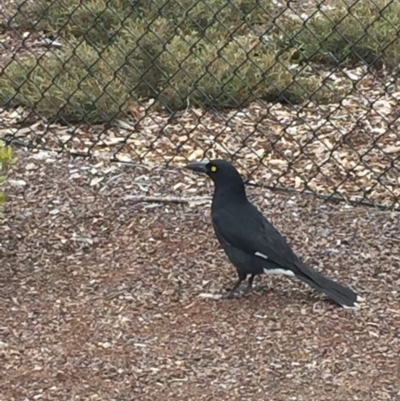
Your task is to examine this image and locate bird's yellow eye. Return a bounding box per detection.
[210,165,217,172]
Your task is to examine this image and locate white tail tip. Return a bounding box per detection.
[342,296,365,309]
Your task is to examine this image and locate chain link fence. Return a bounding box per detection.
[0,0,399,208]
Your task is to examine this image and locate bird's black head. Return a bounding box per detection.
[186,159,246,199]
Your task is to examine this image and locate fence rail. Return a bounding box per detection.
[0,0,400,208]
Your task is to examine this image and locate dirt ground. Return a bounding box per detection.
[1,149,399,401]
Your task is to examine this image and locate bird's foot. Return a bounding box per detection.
[198,292,224,300]
[242,285,254,295]
[252,285,268,294]
[198,287,255,300]
[221,290,238,299]
[198,280,249,300]
[198,289,240,300]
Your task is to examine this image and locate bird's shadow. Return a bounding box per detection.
[210,282,340,310]
[223,284,269,296]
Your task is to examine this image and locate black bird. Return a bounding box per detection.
[186,159,363,308]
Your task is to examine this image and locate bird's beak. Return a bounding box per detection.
[185,161,208,174]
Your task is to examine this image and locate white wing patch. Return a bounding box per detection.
[255,251,295,276]
[263,268,295,277]
[255,251,268,259]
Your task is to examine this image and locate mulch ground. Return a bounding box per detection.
[1,149,399,401]
[1,1,400,398]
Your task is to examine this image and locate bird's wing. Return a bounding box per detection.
[212,202,301,269]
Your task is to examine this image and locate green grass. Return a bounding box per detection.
[1,0,398,123]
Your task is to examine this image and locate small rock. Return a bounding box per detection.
[9,179,27,187]
[25,163,38,170]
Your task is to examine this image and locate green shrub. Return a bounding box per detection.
[0,38,148,122]
[14,0,135,45]
[14,0,275,39]
[282,0,400,67]
[0,31,341,121]
[0,0,353,123]
[139,0,275,36]
[155,33,341,110]
[0,141,17,217]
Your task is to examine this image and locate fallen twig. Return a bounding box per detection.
[123,195,211,204]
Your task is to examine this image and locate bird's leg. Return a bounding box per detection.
[243,274,256,294]
[222,273,246,298]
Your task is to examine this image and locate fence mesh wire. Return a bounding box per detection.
[0,0,399,208]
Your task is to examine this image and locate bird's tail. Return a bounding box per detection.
[295,263,363,308]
